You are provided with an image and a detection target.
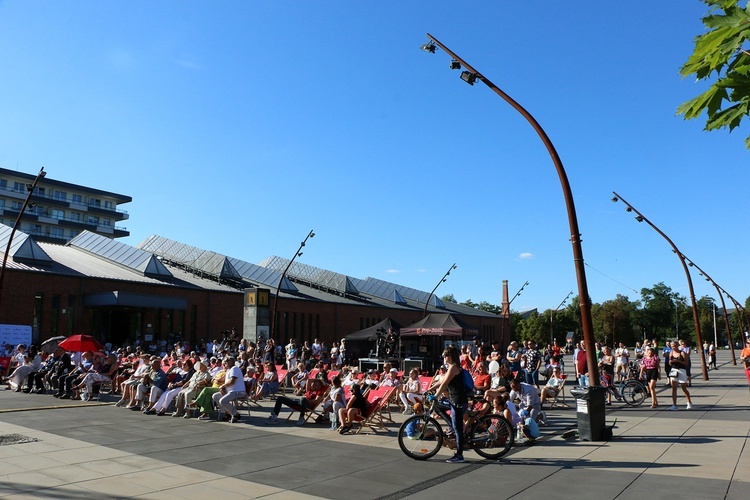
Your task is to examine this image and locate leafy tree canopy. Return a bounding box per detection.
[678,0,750,149]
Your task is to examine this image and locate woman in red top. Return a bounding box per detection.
[741,337,750,404]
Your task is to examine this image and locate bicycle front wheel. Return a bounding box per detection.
[397,415,444,460]
[468,414,514,460]
[620,380,646,407]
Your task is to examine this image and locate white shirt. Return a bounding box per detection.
[225,365,245,393]
[615,348,629,365]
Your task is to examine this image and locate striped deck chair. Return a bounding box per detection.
[351,387,395,435]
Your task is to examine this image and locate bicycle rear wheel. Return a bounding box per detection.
[397,415,444,460]
[468,414,514,460]
[620,380,646,407]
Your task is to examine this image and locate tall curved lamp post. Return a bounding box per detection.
[423,263,457,317]
[270,229,314,339]
[500,280,528,348]
[550,291,573,346]
[611,192,709,380]
[680,255,736,365]
[723,292,746,349]
[0,166,46,313]
[421,34,599,384]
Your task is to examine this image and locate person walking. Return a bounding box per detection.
[640,346,661,408]
[667,341,693,410]
[740,337,750,404]
[432,346,468,464]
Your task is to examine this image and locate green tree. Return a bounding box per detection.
[514,311,548,346]
[678,0,750,149]
[594,294,639,347]
[441,294,457,303]
[641,282,679,341]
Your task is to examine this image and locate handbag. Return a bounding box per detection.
[668,368,680,378]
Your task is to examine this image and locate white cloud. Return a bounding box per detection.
[518,252,534,260]
[385,269,400,274]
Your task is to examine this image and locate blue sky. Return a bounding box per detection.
[1,1,747,313]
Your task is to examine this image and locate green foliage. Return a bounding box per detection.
[441,294,457,304]
[678,0,750,148]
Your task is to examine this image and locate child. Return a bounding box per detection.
[518,409,540,445]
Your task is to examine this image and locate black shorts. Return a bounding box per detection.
[644,368,658,382]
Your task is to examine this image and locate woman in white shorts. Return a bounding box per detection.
[667,340,693,411]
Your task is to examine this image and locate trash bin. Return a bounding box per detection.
[570,385,608,441]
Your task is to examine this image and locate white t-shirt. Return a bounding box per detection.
[225,365,245,393]
[615,348,629,365]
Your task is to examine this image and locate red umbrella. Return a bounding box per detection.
[57,334,104,353]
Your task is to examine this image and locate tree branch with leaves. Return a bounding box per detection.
[678,0,750,149]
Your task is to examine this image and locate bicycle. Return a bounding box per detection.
[610,362,647,407]
[397,395,514,461]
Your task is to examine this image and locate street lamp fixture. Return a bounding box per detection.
[421,33,600,385]
[611,191,709,380]
[420,42,437,53]
[423,263,457,317]
[0,166,46,314]
[449,60,461,70]
[460,71,476,85]
[270,229,315,339]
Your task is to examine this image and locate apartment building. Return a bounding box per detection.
[0,167,131,243]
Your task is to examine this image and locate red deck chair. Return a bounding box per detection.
[351,387,394,435]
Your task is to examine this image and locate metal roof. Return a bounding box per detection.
[0,223,53,265]
[137,235,297,292]
[260,256,359,295]
[68,231,172,277]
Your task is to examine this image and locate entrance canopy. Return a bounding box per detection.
[400,313,478,338]
[346,318,402,342]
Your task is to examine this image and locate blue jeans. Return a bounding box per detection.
[525,369,539,386]
[578,374,589,386]
[449,401,468,458]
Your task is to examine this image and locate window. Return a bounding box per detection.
[50,227,64,239]
[72,194,83,204]
[31,224,42,235]
[70,212,80,222]
[104,201,113,210]
[87,215,99,225]
[102,219,111,226]
[69,230,78,238]
[51,208,65,220]
[0,179,6,188]
[11,201,22,211]
[90,198,101,207]
[13,182,25,192]
[0,199,4,209]
[54,191,67,201]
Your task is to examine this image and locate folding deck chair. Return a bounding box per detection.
[351,387,394,435]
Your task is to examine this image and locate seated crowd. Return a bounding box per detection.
[2,335,571,444]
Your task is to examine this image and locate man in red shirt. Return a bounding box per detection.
[575,342,589,386]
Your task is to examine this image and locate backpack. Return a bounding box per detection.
[461,368,475,394]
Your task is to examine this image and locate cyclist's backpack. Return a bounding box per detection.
[461,368,475,394]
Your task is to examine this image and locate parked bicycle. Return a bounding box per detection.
[397,395,514,461]
[612,362,647,407]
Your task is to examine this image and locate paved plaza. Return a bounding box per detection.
[0,350,747,499]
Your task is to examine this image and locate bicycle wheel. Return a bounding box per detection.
[468,414,514,460]
[620,380,646,407]
[397,415,444,460]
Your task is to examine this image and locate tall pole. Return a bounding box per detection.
[550,291,573,346]
[500,280,528,352]
[270,230,315,340]
[679,254,737,365]
[0,166,46,314]
[422,34,600,385]
[423,263,457,317]
[611,192,709,380]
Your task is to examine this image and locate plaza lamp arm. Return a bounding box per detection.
[612,192,709,381]
[426,33,600,385]
[0,166,46,314]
